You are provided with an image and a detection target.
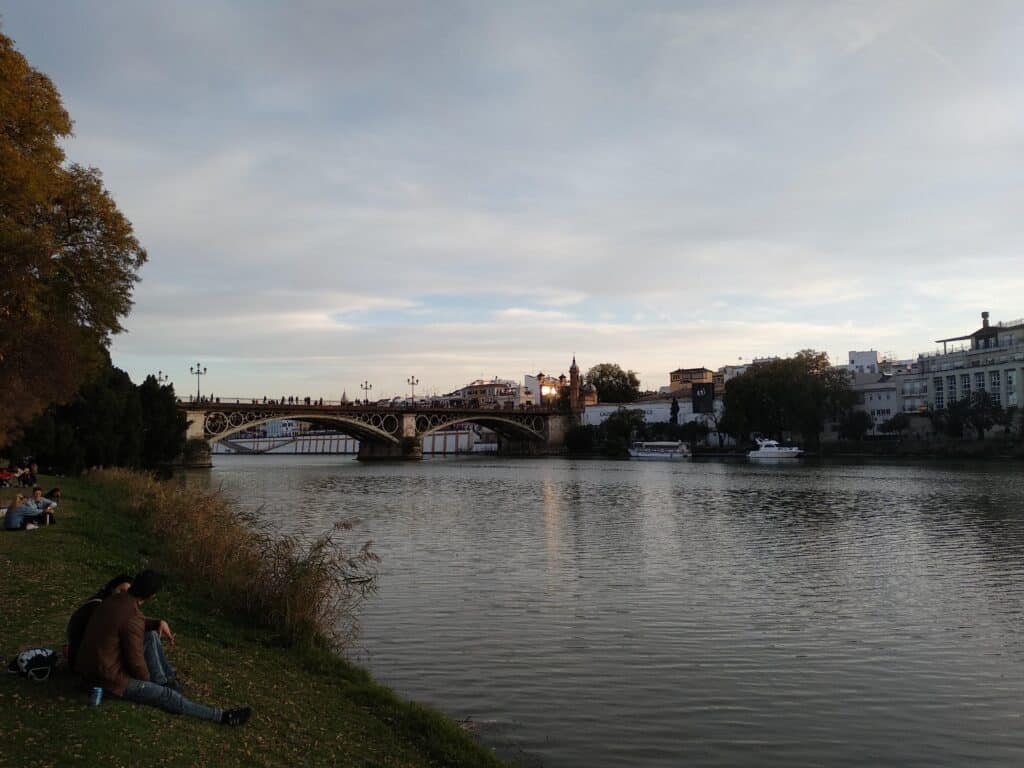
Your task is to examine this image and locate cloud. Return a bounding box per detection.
[3,1,1022,395]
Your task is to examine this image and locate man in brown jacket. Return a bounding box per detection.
[75,570,251,726]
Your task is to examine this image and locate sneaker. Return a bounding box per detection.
[221,707,252,727]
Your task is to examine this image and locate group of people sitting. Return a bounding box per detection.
[4,486,60,530]
[0,461,39,488]
[67,569,252,726]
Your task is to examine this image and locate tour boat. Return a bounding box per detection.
[747,438,803,459]
[628,441,691,460]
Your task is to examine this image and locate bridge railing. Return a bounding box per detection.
[177,397,558,413]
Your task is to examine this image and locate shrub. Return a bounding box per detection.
[91,469,379,650]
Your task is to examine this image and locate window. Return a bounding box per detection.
[991,370,1002,404]
[946,375,957,403]
[975,372,985,391]
[934,377,944,410]
[961,374,970,398]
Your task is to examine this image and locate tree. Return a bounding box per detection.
[599,408,645,456]
[839,410,873,441]
[721,351,852,449]
[0,31,147,446]
[967,390,999,440]
[669,397,679,425]
[679,420,709,449]
[879,412,911,440]
[138,375,188,466]
[586,363,641,403]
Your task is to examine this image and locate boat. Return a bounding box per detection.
[747,438,803,459]
[628,441,691,460]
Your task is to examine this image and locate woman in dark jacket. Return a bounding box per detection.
[66,574,133,668]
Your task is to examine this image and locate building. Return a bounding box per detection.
[443,378,520,408]
[583,395,733,445]
[847,351,881,375]
[917,311,1024,411]
[524,358,597,409]
[850,373,899,433]
[668,367,714,394]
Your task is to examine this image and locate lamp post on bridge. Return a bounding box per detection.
[155,370,169,384]
[360,380,373,405]
[190,362,207,402]
[407,375,419,404]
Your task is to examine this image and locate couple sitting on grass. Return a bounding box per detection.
[68,570,252,727]
[3,486,58,530]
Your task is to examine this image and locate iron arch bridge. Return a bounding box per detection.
[180,402,571,463]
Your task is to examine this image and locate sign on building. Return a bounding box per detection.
[692,383,714,414]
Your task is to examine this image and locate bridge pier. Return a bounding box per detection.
[356,437,422,461]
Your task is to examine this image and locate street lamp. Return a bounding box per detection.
[155,370,169,384]
[360,380,373,405]
[407,375,419,403]
[190,362,207,401]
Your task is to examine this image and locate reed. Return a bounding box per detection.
[90,468,379,650]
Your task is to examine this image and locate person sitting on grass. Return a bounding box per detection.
[3,493,51,530]
[25,487,57,524]
[75,570,252,726]
[67,573,177,681]
[66,574,134,670]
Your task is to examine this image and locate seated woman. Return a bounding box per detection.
[3,494,51,530]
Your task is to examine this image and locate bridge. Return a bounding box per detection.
[179,401,574,465]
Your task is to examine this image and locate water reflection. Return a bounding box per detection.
[203,455,1024,767]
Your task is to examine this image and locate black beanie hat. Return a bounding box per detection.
[128,570,165,599]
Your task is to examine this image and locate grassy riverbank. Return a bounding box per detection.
[0,474,506,768]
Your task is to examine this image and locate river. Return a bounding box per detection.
[198,455,1024,767]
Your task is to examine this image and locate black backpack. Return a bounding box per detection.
[6,648,59,682]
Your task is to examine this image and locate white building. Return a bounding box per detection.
[850,374,899,433]
[583,397,733,445]
[847,351,881,375]
[917,312,1024,411]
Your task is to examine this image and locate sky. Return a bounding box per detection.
[5,1,1024,400]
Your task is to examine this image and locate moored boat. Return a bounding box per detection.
[628,441,691,460]
[747,438,803,459]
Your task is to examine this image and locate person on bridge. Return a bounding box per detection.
[75,570,252,726]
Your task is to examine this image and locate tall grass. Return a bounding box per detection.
[90,468,379,650]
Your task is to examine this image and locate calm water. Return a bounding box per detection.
[201,455,1024,767]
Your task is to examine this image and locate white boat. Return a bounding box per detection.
[628,441,691,460]
[748,438,803,459]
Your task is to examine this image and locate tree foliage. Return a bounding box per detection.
[585,363,641,403]
[721,350,852,448]
[0,31,146,446]
[839,410,873,441]
[7,354,185,472]
[879,412,911,438]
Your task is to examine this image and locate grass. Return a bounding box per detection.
[0,475,508,768]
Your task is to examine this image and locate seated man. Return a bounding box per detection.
[67,573,178,685]
[28,486,57,517]
[75,570,251,726]
[3,494,49,530]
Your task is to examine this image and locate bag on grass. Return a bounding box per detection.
[6,648,59,682]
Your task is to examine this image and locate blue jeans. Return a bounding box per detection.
[121,632,222,722]
[122,679,222,722]
[143,631,175,685]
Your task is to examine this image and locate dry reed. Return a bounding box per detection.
[91,468,379,650]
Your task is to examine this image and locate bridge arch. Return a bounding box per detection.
[414,413,547,442]
[201,411,401,445]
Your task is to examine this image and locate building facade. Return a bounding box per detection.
[917,312,1023,411]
